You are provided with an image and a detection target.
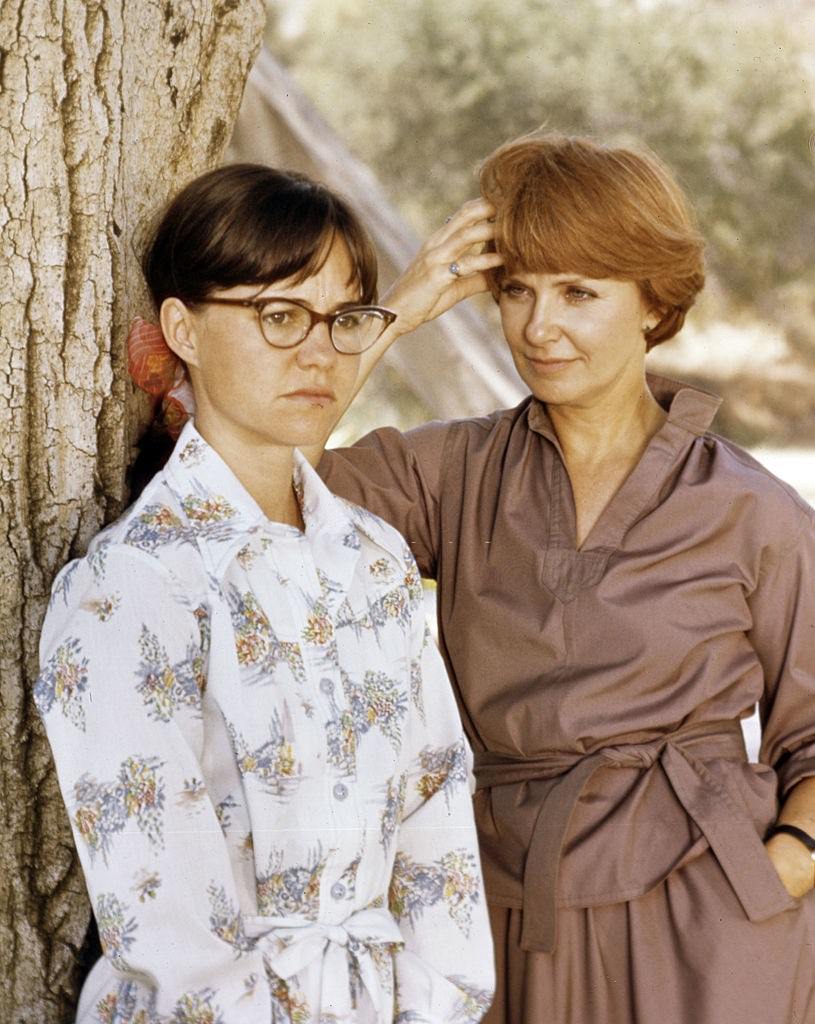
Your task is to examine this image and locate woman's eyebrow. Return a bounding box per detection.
[503,273,593,285]
[251,293,365,312]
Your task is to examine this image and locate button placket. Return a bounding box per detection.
[274,529,361,875]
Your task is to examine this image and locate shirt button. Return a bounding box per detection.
[319,678,334,694]
[333,782,348,801]
[330,881,346,900]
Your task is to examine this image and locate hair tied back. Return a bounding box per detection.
[127,317,195,437]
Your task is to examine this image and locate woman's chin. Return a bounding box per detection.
[522,376,580,406]
[202,410,336,453]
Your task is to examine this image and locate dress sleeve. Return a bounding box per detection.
[752,507,815,796]
[319,422,453,579]
[35,546,270,1022]
[387,555,495,1022]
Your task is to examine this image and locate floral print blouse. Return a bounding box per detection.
[36,423,494,1024]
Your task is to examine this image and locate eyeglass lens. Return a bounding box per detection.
[258,301,388,353]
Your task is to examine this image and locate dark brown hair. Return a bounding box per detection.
[141,163,378,308]
[130,165,379,496]
[479,131,706,348]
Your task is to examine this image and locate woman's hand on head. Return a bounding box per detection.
[382,199,504,337]
[311,200,504,424]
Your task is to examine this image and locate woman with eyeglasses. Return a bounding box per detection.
[317,132,815,1023]
[35,165,496,1024]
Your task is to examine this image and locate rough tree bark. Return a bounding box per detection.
[0,2,265,1020]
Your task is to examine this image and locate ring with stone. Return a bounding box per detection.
[448,261,461,277]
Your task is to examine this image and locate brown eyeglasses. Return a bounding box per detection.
[199,295,397,354]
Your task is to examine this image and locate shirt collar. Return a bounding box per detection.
[526,373,722,443]
[295,445,411,572]
[163,422,405,580]
[646,373,722,435]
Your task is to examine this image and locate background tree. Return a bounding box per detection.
[273,0,815,443]
[0,2,265,1020]
[276,0,815,307]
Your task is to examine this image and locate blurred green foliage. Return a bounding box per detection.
[271,0,815,350]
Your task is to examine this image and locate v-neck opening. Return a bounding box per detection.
[568,415,684,554]
[540,402,712,602]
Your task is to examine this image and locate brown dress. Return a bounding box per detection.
[319,375,815,1024]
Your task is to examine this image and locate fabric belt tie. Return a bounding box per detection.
[244,907,404,1017]
[473,718,796,954]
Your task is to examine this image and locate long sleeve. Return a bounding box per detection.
[36,544,270,1023]
[752,506,815,796]
[319,422,455,579]
[387,555,495,1023]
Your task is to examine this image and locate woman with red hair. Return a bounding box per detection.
[318,131,815,1023]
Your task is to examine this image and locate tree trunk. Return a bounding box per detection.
[0,3,265,1020]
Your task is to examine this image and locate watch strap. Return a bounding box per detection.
[767,823,815,861]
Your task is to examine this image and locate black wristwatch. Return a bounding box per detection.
[766,823,815,861]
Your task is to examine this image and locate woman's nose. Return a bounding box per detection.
[524,295,563,346]
[295,321,336,368]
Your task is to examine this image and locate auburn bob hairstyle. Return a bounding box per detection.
[479,132,705,349]
[141,164,378,311]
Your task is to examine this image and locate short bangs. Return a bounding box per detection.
[480,132,706,348]
[142,164,378,309]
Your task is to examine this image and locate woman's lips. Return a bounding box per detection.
[283,388,336,404]
[525,357,577,373]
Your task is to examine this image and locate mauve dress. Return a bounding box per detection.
[319,375,815,1024]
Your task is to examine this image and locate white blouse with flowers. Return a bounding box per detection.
[36,422,494,1024]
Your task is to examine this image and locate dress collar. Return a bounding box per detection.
[526,373,722,444]
[522,375,724,595]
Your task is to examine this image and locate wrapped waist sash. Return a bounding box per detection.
[473,718,795,953]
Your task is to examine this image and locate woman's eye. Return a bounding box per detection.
[261,309,292,325]
[565,286,595,301]
[334,312,362,331]
[500,283,529,298]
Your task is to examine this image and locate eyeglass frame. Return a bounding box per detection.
[196,294,397,353]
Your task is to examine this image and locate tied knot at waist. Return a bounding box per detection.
[473,718,746,789]
[472,719,796,954]
[600,741,661,770]
[244,907,404,1019]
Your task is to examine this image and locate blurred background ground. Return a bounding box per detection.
[233,0,815,504]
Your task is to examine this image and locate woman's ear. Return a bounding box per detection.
[642,305,665,335]
[642,317,658,335]
[160,298,202,368]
